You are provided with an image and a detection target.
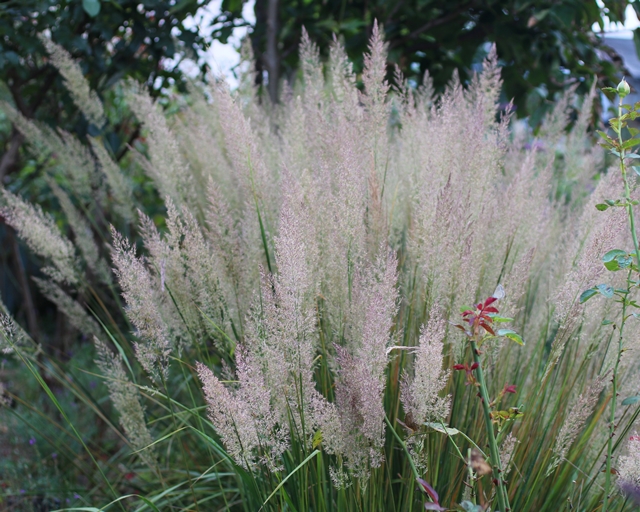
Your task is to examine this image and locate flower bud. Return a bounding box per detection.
[618,78,630,98]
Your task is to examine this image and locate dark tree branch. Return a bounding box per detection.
[386,1,406,24]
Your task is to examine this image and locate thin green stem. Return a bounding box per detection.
[384,413,420,482]
[616,97,640,264]
[603,94,639,512]
[470,338,510,512]
[603,287,627,512]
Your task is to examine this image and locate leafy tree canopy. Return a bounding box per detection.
[0,0,205,175]
[216,0,633,120]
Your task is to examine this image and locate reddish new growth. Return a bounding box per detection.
[504,384,517,394]
[460,296,499,336]
[453,362,479,386]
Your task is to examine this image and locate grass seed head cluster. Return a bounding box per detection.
[2,26,640,511]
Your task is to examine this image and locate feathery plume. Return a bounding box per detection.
[89,137,135,222]
[500,432,519,474]
[325,248,399,476]
[1,103,96,196]
[548,374,606,474]
[0,312,26,354]
[1,189,79,285]
[360,20,390,173]
[243,172,319,433]
[38,34,105,126]
[34,278,100,338]
[360,20,389,120]
[94,337,156,467]
[110,226,171,381]
[197,357,287,471]
[47,179,111,284]
[125,80,193,208]
[401,305,451,426]
[328,36,358,110]
[299,28,324,106]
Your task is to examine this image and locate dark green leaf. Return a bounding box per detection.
[596,203,609,211]
[579,288,598,303]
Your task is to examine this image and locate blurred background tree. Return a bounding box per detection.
[0,0,210,347]
[0,0,205,178]
[213,0,634,121]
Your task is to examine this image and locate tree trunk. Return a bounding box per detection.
[265,0,280,103]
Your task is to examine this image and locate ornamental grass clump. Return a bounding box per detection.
[3,25,640,511]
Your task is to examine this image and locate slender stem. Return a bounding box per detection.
[604,281,628,512]
[470,338,510,512]
[617,97,640,264]
[603,92,638,512]
[384,413,420,481]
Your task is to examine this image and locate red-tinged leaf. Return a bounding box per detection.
[453,324,466,332]
[470,362,479,370]
[504,384,517,394]
[483,306,499,314]
[416,478,439,502]
[484,296,497,306]
[453,364,466,370]
[481,323,496,336]
[462,310,474,317]
[424,504,446,511]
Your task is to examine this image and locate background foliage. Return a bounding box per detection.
[218,0,634,115]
